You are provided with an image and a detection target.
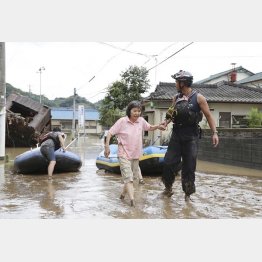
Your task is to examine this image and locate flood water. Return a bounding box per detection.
[0,136,261,219]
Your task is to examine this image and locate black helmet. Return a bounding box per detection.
[171,70,193,81]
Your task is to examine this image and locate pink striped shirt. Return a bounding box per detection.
[109,116,151,160]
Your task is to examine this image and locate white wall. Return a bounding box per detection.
[144,101,262,144]
[244,79,262,88]
[204,72,251,84]
[200,102,262,128]
[51,119,102,135]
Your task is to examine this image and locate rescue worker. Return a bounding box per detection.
[160,70,219,201]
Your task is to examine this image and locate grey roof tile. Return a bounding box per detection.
[148,81,262,104]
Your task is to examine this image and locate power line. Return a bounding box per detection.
[142,42,178,66]
[85,42,194,101]
[98,42,157,58]
[147,42,194,71]
[76,42,133,92]
[92,42,133,78]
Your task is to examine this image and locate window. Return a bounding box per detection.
[232,115,248,128]
[219,112,231,128]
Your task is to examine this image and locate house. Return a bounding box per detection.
[50,107,102,135]
[195,66,254,84]
[5,93,51,147]
[142,81,262,146]
[236,72,262,88]
[195,65,262,88]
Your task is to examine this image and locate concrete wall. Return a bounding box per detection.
[198,128,262,170]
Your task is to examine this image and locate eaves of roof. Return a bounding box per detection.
[236,72,262,84]
[51,107,100,120]
[148,81,262,104]
[195,66,254,84]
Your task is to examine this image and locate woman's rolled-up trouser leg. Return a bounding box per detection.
[132,161,143,180]
[119,157,136,200]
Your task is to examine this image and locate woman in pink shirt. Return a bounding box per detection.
[104,101,164,207]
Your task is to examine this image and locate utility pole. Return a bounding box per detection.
[71,75,95,140]
[154,56,158,88]
[0,42,6,160]
[72,87,77,139]
[38,66,45,103]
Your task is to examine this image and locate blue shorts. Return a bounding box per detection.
[40,146,56,161]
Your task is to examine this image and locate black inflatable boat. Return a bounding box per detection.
[14,147,82,174]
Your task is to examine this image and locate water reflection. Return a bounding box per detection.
[39,180,64,218]
[1,136,262,219]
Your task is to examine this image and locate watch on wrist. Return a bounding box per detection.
[213,130,218,135]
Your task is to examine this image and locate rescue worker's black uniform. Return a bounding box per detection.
[162,70,202,198]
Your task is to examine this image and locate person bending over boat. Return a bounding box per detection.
[159,70,219,201]
[104,101,165,207]
[40,127,66,179]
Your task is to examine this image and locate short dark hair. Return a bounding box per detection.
[126,101,142,117]
[53,127,61,132]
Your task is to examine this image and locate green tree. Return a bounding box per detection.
[98,95,124,128]
[106,81,128,110]
[247,107,262,127]
[120,65,150,105]
[98,65,150,127]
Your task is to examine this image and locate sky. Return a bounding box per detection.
[5,42,262,104]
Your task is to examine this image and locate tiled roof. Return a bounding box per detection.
[6,93,50,112]
[236,72,262,84]
[148,81,262,104]
[195,66,254,84]
[51,107,100,120]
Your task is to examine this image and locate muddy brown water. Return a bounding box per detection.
[0,136,261,218]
